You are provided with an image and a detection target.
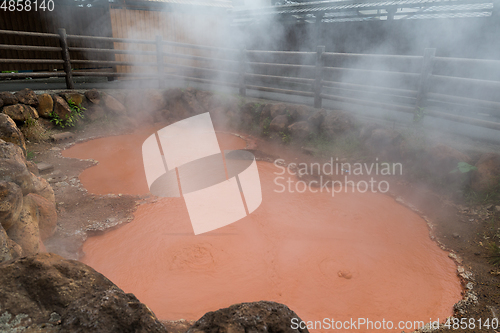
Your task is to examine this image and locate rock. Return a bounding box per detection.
[0,114,26,155]
[85,88,101,105]
[270,103,287,119]
[25,160,39,176]
[359,123,382,142]
[36,93,54,118]
[36,162,54,174]
[288,121,313,140]
[147,90,167,113]
[0,91,19,105]
[61,92,85,107]
[240,102,263,125]
[24,193,57,240]
[2,104,39,121]
[86,105,106,122]
[50,131,75,143]
[0,158,33,195]
[269,115,289,132]
[0,253,168,333]
[0,139,26,165]
[6,196,40,256]
[52,95,72,120]
[365,127,405,159]
[495,206,500,212]
[288,104,311,121]
[195,90,213,112]
[1,224,19,262]
[186,301,308,333]
[423,144,472,175]
[471,153,500,193]
[308,109,326,128]
[0,181,23,231]
[320,110,355,138]
[103,93,127,115]
[0,98,3,109]
[30,174,55,205]
[259,104,272,126]
[14,88,39,106]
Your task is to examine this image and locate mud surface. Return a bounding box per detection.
[61,128,462,332]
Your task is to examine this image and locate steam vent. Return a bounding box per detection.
[1,0,500,332]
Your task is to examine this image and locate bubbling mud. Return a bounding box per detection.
[64,129,462,332]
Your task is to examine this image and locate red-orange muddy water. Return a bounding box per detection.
[64,128,462,332]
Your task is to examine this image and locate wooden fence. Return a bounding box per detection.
[1,28,500,131]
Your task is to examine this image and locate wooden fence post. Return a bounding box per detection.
[58,28,74,89]
[239,48,247,97]
[414,48,436,121]
[156,35,165,89]
[314,45,325,109]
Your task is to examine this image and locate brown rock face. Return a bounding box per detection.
[52,95,72,120]
[103,93,127,115]
[0,114,26,155]
[37,93,54,118]
[85,88,101,104]
[364,127,406,159]
[269,115,290,132]
[472,153,500,193]
[25,193,57,240]
[0,181,23,231]
[186,301,309,333]
[0,139,26,165]
[270,103,288,119]
[0,91,19,105]
[288,104,311,121]
[0,253,169,333]
[2,104,39,121]
[0,158,33,195]
[288,121,313,140]
[6,196,40,256]
[0,224,21,262]
[61,92,85,107]
[320,110,355,138]
[308,109,326,128]
[30,174,55,205]
[15,88,39,106]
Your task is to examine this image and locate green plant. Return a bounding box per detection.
[413,107,426,123]
[488,242,500,266]
[50,98,86,128]
[279,131,291,144]
[450,162,478,174]
[26,151,35,160]
[262,117,271,136]
[21,117,50,142]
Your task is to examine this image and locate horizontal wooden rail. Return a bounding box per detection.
[322,80,417,98]
[428,92,500,115]
[247,50,315,56]
[322,66,421,80]
[322,85,416,106]
[0,44,62,52]
[71,59,157,67]
[161,51,238,64]
[0,72,65,79]
[321,93,415,114]
[67,34,156,45]
[0,29,59,38]
[322,52,422,61]
[68,47,156,56]
[0,59,64,64]
[247,85,315,97]
[245,73,314,85]
[162,40,238,53]
[248,61,315,71]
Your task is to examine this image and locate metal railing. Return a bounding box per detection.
[1,28,500,130]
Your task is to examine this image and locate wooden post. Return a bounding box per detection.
[414,48,436,120]
[239,48,247,97]
[58,28,74,89]
[314,45,325,109]
[156,35,165,89]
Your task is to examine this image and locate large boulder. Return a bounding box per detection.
[269,115,289,132]
[2,104,39,122]
[0,114,26,155]
[0,253,168,333]
[30,174,55,205]
[52,95,72,120]
[14,88,39,106]
[0,181,23,231]
[0,139,26,165]
[25,193,57,240]
[320,110,355,138]
[0,224,22,262]
[0,158,33,195]
[270,103,287,119]
[103,93,127,116]
[471,153,500,193]
[6,196,40,256]
[364,127,405,159]
[61,92,85,107]
[287,104,311,122]
[423,144,472,177]
[288,121,313,140]
[186,301,309,333]
[85,88,101,105]
[0,91,19,105]
[37,93,54,118]
[85,105,106,122]
[308,109,326,128]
